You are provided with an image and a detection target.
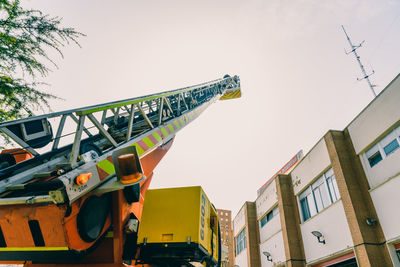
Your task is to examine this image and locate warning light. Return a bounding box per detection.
[117,154,142,184]
[75,173,92,186]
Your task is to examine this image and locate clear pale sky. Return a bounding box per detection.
[21,0,400,215]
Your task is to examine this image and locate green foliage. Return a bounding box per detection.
[0,0,83,122]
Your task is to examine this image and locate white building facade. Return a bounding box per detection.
[233,73,400,267]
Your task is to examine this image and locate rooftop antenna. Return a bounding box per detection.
[342,25,377,97]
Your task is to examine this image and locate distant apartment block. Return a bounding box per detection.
[233,73,400,267]
[217,209,235,267]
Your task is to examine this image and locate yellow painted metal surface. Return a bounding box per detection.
[219,87,241,100]
[137,186,219,261]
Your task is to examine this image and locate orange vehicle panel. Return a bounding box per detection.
[1,148,33,163]
[0,204,67,247]
[0,139,174,267]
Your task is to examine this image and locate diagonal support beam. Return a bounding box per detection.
[136,104,154,129]
[126,104,135,141]
[0,127,39,156]
[101,110,107,125]
[87,114,118,147]
[180,92,188,110]
[164,97,174,117]
[147,101,155,113]
[52,114,67,150]
[70,114,93,137]
[123,106,131,115]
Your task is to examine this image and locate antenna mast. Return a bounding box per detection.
[342,25,377,97]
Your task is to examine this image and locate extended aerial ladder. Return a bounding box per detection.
[0,75,241,267]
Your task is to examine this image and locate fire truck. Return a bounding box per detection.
[0,75,241,267]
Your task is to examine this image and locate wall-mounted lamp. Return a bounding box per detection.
[311,231,326,244]
[263,251,273,262]
[366,218,377,226]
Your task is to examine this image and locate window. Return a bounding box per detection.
[235,228,247,255]
[225,225,228,229]
[325,168,340,202]
[366,144,382,167]
[225,218,228,222]
[312,176,331,211]
[260,206,279,228]
[299,189,317,221]
[381,131,399,156]
[299,168,341,222]
[365,126,400,167]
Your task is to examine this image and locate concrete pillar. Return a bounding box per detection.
[245,202,261,267]
[324,130,392,266]
[276,174,306,267]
